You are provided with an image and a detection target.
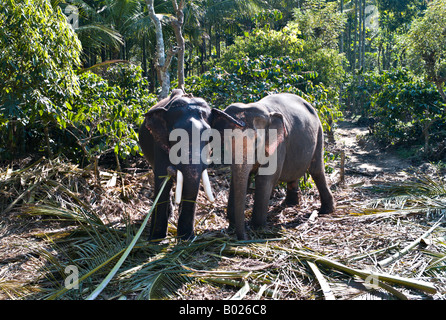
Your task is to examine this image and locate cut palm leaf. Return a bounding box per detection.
[86,176,171,300]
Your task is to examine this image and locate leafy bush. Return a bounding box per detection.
[0,0,81,159]
[216,24,345,88]
[215,0,346,89]
[370,71,445,148]
[218,27,304,69]
[62,65,157,164]
[187,55,341,133]
[346,69,445,151]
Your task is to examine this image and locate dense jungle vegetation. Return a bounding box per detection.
[2,0,446,302]
[1,0,445,166]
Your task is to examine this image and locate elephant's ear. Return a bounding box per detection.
[265,112,287,156]
[144,107,170,153]
[210,108,245,132]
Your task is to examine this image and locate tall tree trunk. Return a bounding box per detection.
[347,17,352,70]
[171,0,185,92]
[201,35,206,73]
[142,34,147,78]
[378,43,382,73]
[353,0,358,70]
[358,0,362,69]
[339,0,344,54]
[361,0,366,69]
[146,0,171,99]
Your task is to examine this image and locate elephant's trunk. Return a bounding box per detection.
[229,164,253,240]
[174,169,214,205]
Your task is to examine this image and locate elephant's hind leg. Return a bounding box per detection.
[284,179,300,207]
[309,153,335,215]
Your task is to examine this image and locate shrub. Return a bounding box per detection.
[0,0,81,159]
[186,55,341,133]
[62,65,157,165]
[346,68,446,152]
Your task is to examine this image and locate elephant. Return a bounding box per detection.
[212,93,336,240]
[139,89,242,241]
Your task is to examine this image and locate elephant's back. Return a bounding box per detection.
[259,93,322,134]
[260,94,322,181]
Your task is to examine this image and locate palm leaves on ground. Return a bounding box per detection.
[1,158,445,299]
[363,169,446,217]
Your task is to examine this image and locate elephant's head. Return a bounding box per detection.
[143,90,243,239]
[212,102,288,175]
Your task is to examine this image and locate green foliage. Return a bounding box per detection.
[290,1,346,87]
[403,0,446,101]
[0,0,81,158]
[376,0,426,32]
[187,55,341,133]
[216,8,346,88]
[349,69,445,147]
[62,65,157,163]
[217,26,304,69]
[292,0,345,50]
[218,24,345,86]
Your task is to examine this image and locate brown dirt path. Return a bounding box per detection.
[333,120,415,177]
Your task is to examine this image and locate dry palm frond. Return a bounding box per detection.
[378,217,444,267]
[307,261,336,300]
[2,157,446,300]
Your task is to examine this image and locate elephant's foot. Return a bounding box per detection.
[283,190,300,207]
[149,232,167,243]
[251,220,267,231]
[177,225,195,241]
[284,181,300,207]
[319,201,336,215]
[227,223,248,240]
[178,232,195,241]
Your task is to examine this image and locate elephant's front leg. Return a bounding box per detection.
[227,175,236,231]
[150,173,173,241]
[251,174,276,229]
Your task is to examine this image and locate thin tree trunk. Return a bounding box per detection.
[378,44,382,73]
[201,35,206,73]
[361,0,366,68]
[171,0,185,92]
[146,0,171,99]
[142,34,147,78]
[435,80,446,106]
[44,124,53,159]
[339,0,344,54]
[423,110,432,156]
[353,0,358,70]
[358,0,362,69]
[347,17,352,70]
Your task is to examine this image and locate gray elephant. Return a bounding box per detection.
[212,93,336,240]
[139,89,242,241]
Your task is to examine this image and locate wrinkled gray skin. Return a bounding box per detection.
[216,93,336,240]
[139,89,242,241]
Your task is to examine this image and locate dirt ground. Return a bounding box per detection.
[335,120,415,176]
[1,119,445,300]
